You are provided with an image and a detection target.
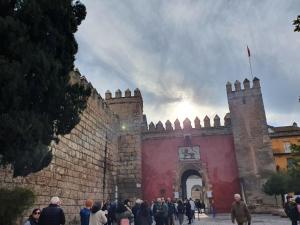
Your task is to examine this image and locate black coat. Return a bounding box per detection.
[39,204,65,225]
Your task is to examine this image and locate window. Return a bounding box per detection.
[283,142,291,153]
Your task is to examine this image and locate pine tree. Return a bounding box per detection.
[0,0,90,177]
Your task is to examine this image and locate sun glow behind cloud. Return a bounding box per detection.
[75,0,300,127]
[144,97,229,127]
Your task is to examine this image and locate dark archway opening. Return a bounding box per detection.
[181,169,203,200]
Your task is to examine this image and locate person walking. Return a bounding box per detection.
[136,201,152,225]
[153,198,164,225]
[166,198,175,225]
[230,194,251,225]
[189,198,195,221]
[39,196,65,225]
[161,198,169,225]
[176,200,185,225]
[284,196,299,225]
[185,199,192,224]
[132,199,143,225]
[80,199,93,225]
[195,200,201,218]
[296,197,300,221]
[200,201,205,214]
[115,200,133,225]
[89,201,108,225]
[23,208,40,225]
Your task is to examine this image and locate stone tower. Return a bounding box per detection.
[227,78,275,204]
[105,88,143,200]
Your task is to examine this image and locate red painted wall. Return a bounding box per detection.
[142,134,240,213]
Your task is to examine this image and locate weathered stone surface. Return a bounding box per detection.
[0,74,119,225]
[227,78,276,205]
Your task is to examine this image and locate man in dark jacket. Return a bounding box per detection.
[39,196,66,225]
[231,194,251,225]
[166,198,175,225]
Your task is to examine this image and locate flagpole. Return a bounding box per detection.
[247,46,253,80]
[248,56,253,80]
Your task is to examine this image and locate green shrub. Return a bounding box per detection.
[0,187,35,225]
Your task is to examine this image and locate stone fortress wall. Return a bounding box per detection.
[0,70,122,224]
[226,78,276,204]
[0,74,276,224]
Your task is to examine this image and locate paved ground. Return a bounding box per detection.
[184,213,292,225]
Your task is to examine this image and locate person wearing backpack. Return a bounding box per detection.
[296,197,300,221]
[136,201,152,225]
[284,196,298,225]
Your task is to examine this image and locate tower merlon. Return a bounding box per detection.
[165,120,173,131]
[243,78,250,89]
[253,77,260,88]
[149,122,155,131]
[224,113,231,127]
[183,118,192,130]
[125,89,131,97]
[194,117,201,129]
[156,121,165,131]
[134,88,141,97]
[174,119,181,130]
[204,116,211,128]
[234,80,241,91]
[115,89,122,98]
[227,77,261,94]
[214,114,221,127]
[105,90,112,100]
[226,81,232,93]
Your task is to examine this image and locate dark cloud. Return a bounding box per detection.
[75,0,300,126]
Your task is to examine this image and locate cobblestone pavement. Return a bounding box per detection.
[183,213,292,225]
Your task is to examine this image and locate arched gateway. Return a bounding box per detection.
[181,169,203,200]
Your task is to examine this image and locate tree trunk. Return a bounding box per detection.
[274,195,278,206]
[281,193,285,208]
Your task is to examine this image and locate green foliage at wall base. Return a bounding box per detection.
[0,187,35,225]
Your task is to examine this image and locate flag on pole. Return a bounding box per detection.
[247,46,251,57]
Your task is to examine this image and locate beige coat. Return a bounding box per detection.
[230,201,251,223]
[89,210,107,225]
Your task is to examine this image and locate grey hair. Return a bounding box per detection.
[50,196,61,205]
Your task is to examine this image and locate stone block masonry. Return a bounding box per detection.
[226,78,275,205]
[105,88,144,200]
[0,71,120,225]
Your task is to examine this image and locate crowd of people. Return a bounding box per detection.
[23,196,206,225]
[23,194,300,225]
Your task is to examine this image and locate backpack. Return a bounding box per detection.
[286,202,299,220]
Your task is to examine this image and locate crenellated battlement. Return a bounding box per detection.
[226,77,260,93]
[105,88,142,100]
[69,69,116,116]
[144,114,231,132]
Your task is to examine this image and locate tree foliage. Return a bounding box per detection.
[0,187,35,225]
[293,15,300,32]
[287,143,300,192]
[0,0,91,177]
[263,142,300,199]
[263,172,289,196]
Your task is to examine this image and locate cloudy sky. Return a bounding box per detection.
[75,0,300,127]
